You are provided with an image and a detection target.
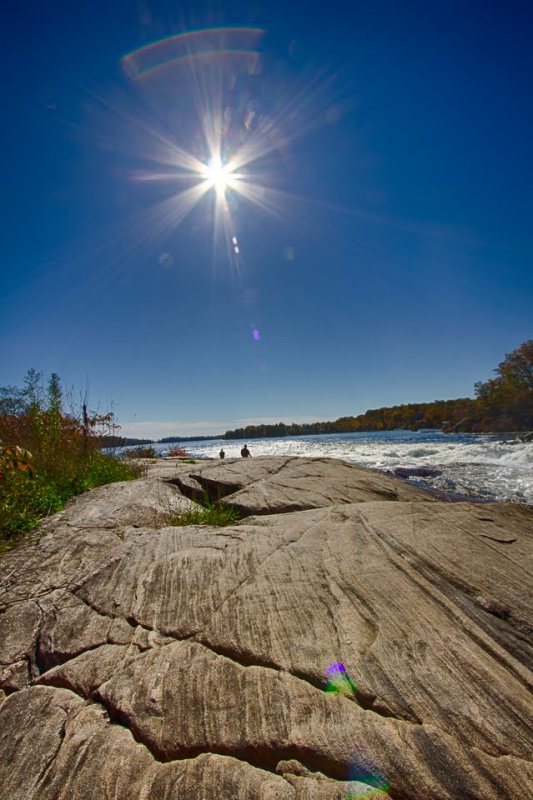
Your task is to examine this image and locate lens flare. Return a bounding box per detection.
[324,664,391,797]
[325,662,359,696]
[122,27,265,78]
[348,750,391,797]
[72,23,354,288]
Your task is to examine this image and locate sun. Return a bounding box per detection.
[204,157,232,193]
[120,26,347,263]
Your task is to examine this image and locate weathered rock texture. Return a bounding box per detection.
[0,457,532,800]
[171,456,432,513]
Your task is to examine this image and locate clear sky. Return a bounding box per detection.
[2,0,532,438]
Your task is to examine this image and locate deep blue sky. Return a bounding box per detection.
[2,0,532,437]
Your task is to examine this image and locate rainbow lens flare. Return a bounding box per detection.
[324,664,391,797]
[324,662,359,696]
[346,751,391,798]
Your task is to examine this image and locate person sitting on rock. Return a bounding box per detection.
[240,444,251,458]
[219,449,225,459]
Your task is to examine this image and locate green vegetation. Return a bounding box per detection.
[224,340,533,438]
[170,500,242,527]
[0,370,139,550]
[473,340,533,432]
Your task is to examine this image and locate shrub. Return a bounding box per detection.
[124,445,157,459]
[0,370,140,550]
[166,445,191,458]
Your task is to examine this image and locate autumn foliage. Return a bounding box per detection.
[0,370,138,546]
[473,340,533,431]
[225,341,533,439]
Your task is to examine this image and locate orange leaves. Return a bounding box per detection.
[0,445,34,478]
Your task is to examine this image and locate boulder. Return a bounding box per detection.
[0,457,531,799]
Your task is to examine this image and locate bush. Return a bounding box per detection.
[125,445,157,459]
[0,370,140,550]
[166,445,191,458]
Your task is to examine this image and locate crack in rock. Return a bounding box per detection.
[93,686,378,785]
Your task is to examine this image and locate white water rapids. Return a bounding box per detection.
[150,430,533,506]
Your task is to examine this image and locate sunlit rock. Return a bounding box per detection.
[0,457,531,799]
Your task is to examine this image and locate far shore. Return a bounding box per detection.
[109,429,533,447]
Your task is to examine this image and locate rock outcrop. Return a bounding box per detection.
[0,457,531,799]
[169,456,432,512]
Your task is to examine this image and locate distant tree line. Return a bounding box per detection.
[99,435,155,448]
[158,435,222,443]
[99,434,223,447]
[223,340,533,439]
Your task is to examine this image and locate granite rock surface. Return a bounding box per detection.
[170,456,432,513]
[0,457,532,800]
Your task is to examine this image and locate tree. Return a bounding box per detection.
[22,368,43,414]
[474,340,533,430]
[0,385,25,416]
[475,341,533,399]
[47,373,63,416]
[496,340,533,393]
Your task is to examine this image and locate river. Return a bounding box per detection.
[137,430,533,506]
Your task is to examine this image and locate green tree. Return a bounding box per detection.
[475,340,533,430]
[22,368,43,414]
[47,373,63,415]
[0,385,24,416]
[496,340,533,393]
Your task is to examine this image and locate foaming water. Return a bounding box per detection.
[152,430,532,505]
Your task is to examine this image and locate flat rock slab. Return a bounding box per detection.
[169,456,432,514]
[134,458,211,481]
[0,459,532,800]
[57,477,197,528]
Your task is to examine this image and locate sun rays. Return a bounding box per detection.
[46,24,355,298]
[112,25,352,270]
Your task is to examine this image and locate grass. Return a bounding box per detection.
[0,451,139,552]
[170,499,242,527]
